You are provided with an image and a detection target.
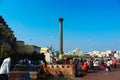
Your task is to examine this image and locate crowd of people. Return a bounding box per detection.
[72,57,119,76]
[16,56,120,77]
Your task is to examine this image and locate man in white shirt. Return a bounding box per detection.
[0,57,11,80]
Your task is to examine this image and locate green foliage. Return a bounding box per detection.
[55,51,60,58]
[63,54,79,58]
[0,16,16,59]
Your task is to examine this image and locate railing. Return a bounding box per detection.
[8,64,75,80]
[46,64,75,78]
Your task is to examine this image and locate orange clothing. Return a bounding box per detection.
[82,62,88,71]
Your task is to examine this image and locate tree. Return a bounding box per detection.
[0,16,16,59]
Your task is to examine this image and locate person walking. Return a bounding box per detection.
[82,60,88,73]
[90,58,94,71]
[93,59,100,71]
[113,58,117,69]
[106,59,111,72]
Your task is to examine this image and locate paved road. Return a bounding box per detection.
[46,68,120,80]
[81,68,120,80]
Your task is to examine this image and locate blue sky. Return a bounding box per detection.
[0,0,120,52]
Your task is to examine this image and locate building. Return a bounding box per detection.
[16,41,41,54]
[40,47,49,54]
[33,45,41,53]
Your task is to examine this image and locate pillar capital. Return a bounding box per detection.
[59,17,64,22]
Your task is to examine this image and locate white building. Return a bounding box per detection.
[114,51,120,59]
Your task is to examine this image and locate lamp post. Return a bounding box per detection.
[59,17,64,55]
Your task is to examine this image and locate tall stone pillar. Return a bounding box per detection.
[59,17,64,54]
